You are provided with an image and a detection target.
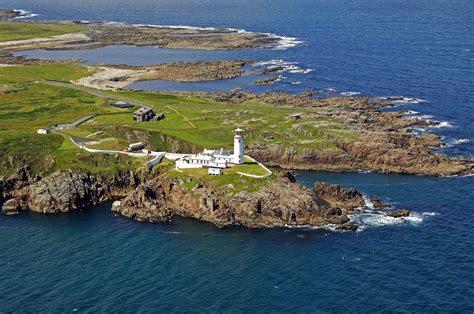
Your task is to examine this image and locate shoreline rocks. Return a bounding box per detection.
[110,172,358,228]
[0,168,417,232]
[0,20,283,51]
[254,75,281,85]
[0,9,22,20]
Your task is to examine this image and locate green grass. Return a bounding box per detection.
[165,167,275,194]
[0,78,133,176]
[0,131,63,175]
[0,22,81,42]
[0,83,118,131]
[226,162,271,176]
[0,64,94,84]
[83,89,358,153]
[0,63,361,180]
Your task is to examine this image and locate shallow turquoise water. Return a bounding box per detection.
[0,0,473,311]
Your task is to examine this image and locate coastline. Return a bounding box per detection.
[0,16,472,231]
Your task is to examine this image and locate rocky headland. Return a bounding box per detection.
[158,90,473,177]
[0,167,402,231]
[1,17,470,231]
[0,20,285,52]
[74,60,250,90]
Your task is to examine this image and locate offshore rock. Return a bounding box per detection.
[2,199,20,215]
[336,223,359,232]
[386,209,411,218]
[371,198,390,208]
[314,182,365,210]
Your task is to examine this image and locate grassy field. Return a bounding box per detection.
[0,63,360,180]
[0,22,81,42]
[0,64,94,84]
[84,89,357,152]
[0,65,137,176]
[161,164,274,193]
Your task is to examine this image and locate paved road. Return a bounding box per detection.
[52,115,94,130]
[42,80,152,109]
[69,135,166,170]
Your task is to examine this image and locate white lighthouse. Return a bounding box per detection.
[233,127,244,164]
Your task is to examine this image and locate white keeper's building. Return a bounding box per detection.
[176,128,245,170]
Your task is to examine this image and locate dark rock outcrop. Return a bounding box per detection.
[371,198,390,209]
[1,168,411,232]
[386,209,410,218]
[336,223,359,232]
[0,9,22,20]
[1,169,140,214]
[112,173,358,228]
[2,198,20,215]
[314,182,365,210]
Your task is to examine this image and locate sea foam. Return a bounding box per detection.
[254,59,313,75]
[350,211,436,228]
[340,91,361,96]
[12,9,38,19]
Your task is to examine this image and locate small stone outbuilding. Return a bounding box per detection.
[37,128,51,135]
[133,108,155,122]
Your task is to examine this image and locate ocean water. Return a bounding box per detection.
[0,0,473,311]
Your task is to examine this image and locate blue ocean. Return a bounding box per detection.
[0,0,473,311]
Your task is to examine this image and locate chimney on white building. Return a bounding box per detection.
[233,128,244,164]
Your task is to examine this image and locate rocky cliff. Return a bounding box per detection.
[1,168,140,215]
[1,167,409,230]
[111,172,370,229]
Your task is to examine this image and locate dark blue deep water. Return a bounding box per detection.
[0,0,473,312]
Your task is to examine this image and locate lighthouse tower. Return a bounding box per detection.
[233,128,244,164]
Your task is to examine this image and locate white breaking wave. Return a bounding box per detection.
[254,60,313,75]
[415,114,434,120]
[403,110,419,115]
[443,138,470,148]
[431,121,453,128]
[452,138,470,145]
[362,195,375,210]
[350,211,438,228]
[289,68,313,74]
[340,91,361,96]
[443,173,474,178]
[290,81,302,85]
[392,97,427,104]
[253,59,297,67]
[263,33,304,50]
[12,9,38,19]
[376,96,427,105]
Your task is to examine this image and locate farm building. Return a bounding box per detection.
[37,128,51,135]
[133,108,155,122]
[153,113,165,121]
[291,113,302,120]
